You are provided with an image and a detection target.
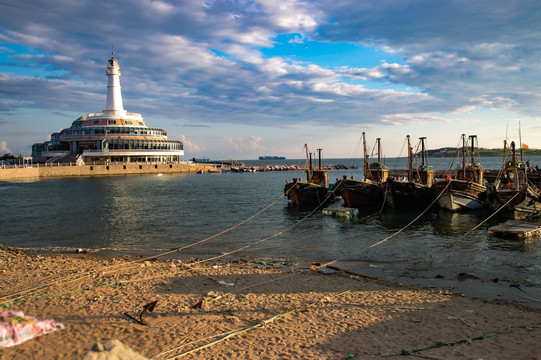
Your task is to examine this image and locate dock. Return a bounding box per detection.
[488,220,541,240]
[322,207,359,219]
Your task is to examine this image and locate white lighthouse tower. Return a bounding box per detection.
[104,52,126,116]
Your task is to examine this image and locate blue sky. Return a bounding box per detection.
[1,0,541,159]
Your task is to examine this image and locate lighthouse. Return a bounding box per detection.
[31,53,184,165]
[104,52,126,116]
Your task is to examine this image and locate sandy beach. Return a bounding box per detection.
[1,247,540,359]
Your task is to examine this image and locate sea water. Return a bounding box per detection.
[1,157,540,307]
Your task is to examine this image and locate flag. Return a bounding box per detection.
[522,144,529,149]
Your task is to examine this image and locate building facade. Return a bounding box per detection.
[32,54,184,164]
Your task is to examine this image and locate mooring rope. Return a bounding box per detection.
[463,190,521,236]
[381,321,541,357]
[0,186,297,306]
[0,182,335,307]
[366,180,450,249]
[3,172,538,360]
[152,289,351,359]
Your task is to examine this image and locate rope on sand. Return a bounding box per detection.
[152,289,351,359]
[380,322,541,357]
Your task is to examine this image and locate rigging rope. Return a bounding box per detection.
[366,181,450,249]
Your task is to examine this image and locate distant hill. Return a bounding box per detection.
[426,147,541,157]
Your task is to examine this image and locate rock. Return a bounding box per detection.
[82,340,148,360]
[456,272,480,280]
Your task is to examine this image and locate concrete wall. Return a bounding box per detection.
[0,163,213,181]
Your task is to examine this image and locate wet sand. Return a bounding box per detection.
[1,248,540,359]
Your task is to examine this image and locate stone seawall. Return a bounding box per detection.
[0,163,213,181]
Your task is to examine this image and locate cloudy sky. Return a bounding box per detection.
[1,0,540,160]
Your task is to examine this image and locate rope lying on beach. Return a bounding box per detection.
[151,288,352,359]
[380,321,541,357]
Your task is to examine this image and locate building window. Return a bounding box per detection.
[108,120,117,125]
[93,120,100,125]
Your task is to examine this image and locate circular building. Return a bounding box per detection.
[32,54,184,164]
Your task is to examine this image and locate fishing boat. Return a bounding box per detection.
[284,145,333,206]
[208,167,222,173]
[334,133,387,209]
[431,134,486,211]
[485,141,541,219]
[385,136,435,209]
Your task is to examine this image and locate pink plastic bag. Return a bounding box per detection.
[0,311,64,347]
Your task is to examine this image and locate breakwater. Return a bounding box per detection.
[0,162,213,181]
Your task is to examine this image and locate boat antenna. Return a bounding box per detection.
[519,120,523,162]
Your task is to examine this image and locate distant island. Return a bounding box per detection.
[259,156,286,160]
[426,147,541,157]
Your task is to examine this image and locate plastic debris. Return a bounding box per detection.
[0,311,64,347]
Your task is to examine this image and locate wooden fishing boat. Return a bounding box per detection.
[334,133,387,209]
[485,141,541,219]
[385,136,435,209]
[284,145,333,207]
[431,134,486,212]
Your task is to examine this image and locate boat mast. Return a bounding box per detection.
[519,121,524,163]
[461,134,466,179]
[407,135,412,181]
[304,143,312,182]
[377,138,382,163]
[420,137,428,167]
[317,148,322,171]
[362,132,369,180]
[469,135,477,182]
[511,141,519,187]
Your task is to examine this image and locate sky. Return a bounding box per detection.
[1,0,541,160]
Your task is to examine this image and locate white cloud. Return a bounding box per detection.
[0,141,11,154]
[1,0,540,156]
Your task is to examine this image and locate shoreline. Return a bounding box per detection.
[7,245,541,309]
[1,248,540,359]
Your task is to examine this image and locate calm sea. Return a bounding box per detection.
[1,156,540,307]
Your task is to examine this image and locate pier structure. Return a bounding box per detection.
[32,53,184,165]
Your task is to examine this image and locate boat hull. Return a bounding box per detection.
[486,184,541,219]
[385,180,435,209]
[432,180,486,212]
[335,178,383,209]
[284,181,332,207]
